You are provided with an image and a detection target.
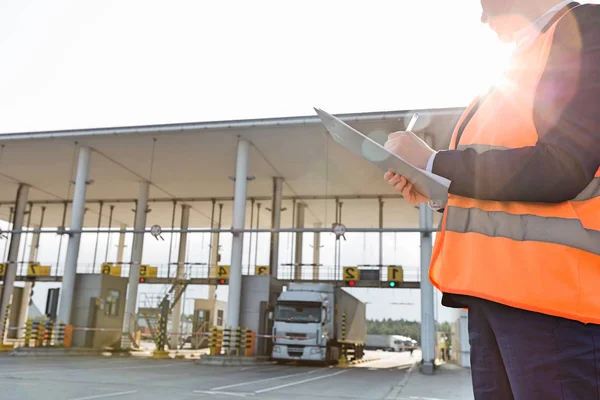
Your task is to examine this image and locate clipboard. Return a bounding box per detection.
[314,108,450,200]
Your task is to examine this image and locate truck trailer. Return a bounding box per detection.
[271,283,366,364]
[366,334,417,352]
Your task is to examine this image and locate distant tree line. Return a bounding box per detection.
[367,319,453,343]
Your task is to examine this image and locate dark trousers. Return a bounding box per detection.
[464,296,600,400]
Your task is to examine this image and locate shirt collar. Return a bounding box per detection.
[513,0,573,49]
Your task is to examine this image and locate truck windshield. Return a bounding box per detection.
[275,302,321,323]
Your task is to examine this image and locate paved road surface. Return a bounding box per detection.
[0,351,417,400]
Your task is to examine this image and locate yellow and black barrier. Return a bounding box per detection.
[208,327,255,357]
[338,312,348,364]
[24,319,33,347]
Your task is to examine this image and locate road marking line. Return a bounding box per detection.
[67,390,138,400]
[193,390,254,397]
[385,362,418,400]
[254,370,348,394]
[211,369,320,390]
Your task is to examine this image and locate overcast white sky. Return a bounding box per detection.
[0,0,519,133]
[3,0,598,326]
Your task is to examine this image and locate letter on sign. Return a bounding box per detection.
[255,265,270,276]
[0,263,6,276]
[216,265,230,279]
[343,267,360,281]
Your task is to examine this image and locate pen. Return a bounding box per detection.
[406,112,420,132]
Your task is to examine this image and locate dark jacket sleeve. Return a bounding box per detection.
[432,5,600,203]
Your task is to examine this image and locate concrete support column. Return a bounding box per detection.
[0,184,29,338]
[208,203,223,304]
[419,203,435,374]
[269,177,283,279]
[57,146,91,324]
[17,221,41,338]
[312,223,321,280]
[293,202,305,280]
[226,139,249,330]
[116,224,127,264]
[170,204,190,348]
[122,181,149,346]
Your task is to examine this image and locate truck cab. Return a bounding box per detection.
[272,284,332,362]
[271,283,365,364]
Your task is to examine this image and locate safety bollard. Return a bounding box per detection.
[338,313,347,364]
[215,328,223,355]
[247,331,256,357]
[0,304,10,344]
[222,328,231,355]
[36,322,46,347]
[0,304,14,351]
[46,320,54,347]
[235,326,242,356]
[24,319,33,347]
[242,327,249,356]
[55,323,65,347]
[156,316,165,351]
[63,324,73,348]
[209,326,218,356]
[151,316,170,359]
[31,322,39,348]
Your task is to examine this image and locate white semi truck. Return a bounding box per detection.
[366,334,418,352]
[271,283,366,363]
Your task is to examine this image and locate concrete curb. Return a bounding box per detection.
[337,356,382,368]
[195,355,274,366]
[349,357,381,365]
[10,347,132,357]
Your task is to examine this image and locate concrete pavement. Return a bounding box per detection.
[0,351,473,399]
[392,362,474,400]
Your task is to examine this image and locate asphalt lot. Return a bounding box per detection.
[0,350,417,400]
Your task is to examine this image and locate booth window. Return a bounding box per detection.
[106,290,120,317]
[217,310,224,326]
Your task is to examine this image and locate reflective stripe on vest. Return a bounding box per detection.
[429,4,600,324]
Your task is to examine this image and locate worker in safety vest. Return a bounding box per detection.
[384,1,600,399]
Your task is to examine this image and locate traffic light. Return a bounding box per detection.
[139,277,146,283]
[388,281,398,288]
[346,280,356,287]
[218,278,228,285]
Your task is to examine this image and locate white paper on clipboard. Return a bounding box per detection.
[314,107,450,200]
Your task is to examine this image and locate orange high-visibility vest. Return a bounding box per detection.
[430,6,600,324]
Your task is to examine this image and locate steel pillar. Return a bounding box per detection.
[17,218,42,338]
[0,184,29,339]
[170,204,190,348]
[116,224,126,264]
[226,139,249,330]
[419,203,436,374]
[269,177,283,279]
[18,226,38,336]
[122,181,149,347]
[57,146,91,324]
[293,202,305,280]
[312,223,321,280]
[208,203,223,303]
